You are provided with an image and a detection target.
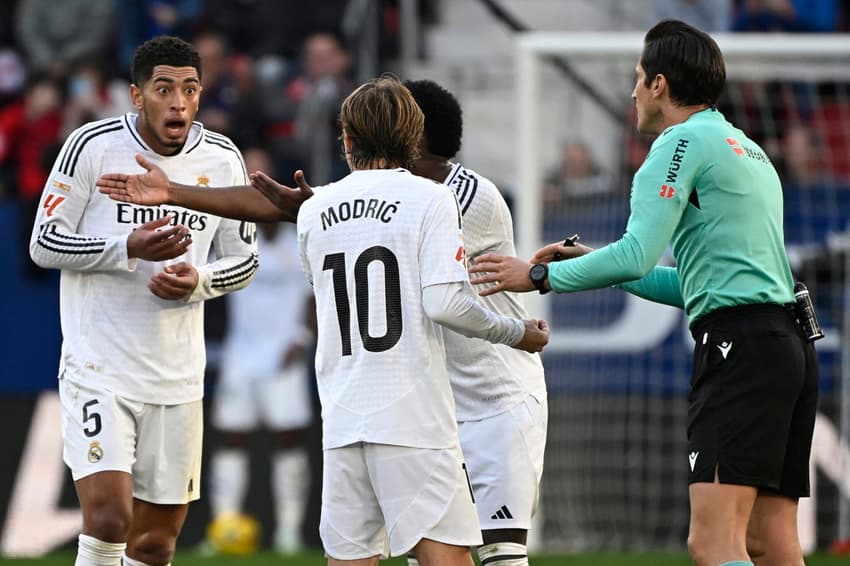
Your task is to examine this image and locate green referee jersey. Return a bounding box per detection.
[548,108,795,325]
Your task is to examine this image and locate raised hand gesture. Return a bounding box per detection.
[250,169,314,223]
[98,154,170,205]
[469,254,535,296]
[127,216,192,261]
[531,240,594,264]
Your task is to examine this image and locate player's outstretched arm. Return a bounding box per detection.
[97,154,306,223]
[97,154,170,205]
[469,254,535,296]
[514,319,550,353]
[250,169,314,223]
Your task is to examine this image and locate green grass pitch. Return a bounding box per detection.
[1,551,849,565]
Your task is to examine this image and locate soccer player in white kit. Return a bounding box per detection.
[404,80,547,566]
[97,74,551,566]
[209,179,315,552]
[297,74,549,566]
[29,36,258,566]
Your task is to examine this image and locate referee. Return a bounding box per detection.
[471,20,818,566]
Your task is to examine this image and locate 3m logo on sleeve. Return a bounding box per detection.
[43,194,65,217]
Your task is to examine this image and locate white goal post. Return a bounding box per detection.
[514,31,850,262]
[513,31,850,552]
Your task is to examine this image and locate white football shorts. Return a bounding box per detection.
[211,364,313,432]
[59,377,203,504]
[459,394,548,531]
[320,442,482,559]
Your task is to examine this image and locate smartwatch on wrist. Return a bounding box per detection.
[529,263,550,295]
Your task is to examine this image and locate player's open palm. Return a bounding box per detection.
[250,169,314,222]
[149,261,199,300]
[127,216,192,261]
[98,154,170,205]
[515,319,550,353]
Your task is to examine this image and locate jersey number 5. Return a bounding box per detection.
[82,399,102,437]
[323,246,403,356]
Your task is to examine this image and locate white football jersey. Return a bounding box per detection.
[298,168,468,450]
[30,114,258,405]
[219,223,312,383]
[444,163,546,421]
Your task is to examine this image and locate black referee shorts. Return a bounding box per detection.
[687,303,819,497]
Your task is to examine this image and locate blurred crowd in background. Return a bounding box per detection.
[0,0,432,279]
[2,0,850,276]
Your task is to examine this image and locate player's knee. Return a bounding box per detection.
[85,501,133,542]
[126,530,177,566]
[477,542,529,565]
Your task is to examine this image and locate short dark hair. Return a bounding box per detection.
[339,74,423,170]
[641,19,725,107]
[403,79,463,159]
[131,36,202,86]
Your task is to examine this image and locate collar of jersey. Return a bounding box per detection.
[124,112,204,156]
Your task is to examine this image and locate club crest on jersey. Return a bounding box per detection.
[88,441,104,463]
[196,175,210,187]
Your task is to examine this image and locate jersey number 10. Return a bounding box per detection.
[323,245,403,356]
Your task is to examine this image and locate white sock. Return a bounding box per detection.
[209,448,249,518]
[271,448,309,549]
[75,534,125,566]
[122,554,171,566]
[407,556,420,566]
[477,542,529,566]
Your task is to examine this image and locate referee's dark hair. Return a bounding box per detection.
[131,36,202,86]
[404,79,463,160]
[641,19,725,107]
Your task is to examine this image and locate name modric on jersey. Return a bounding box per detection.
[320,198,400,231]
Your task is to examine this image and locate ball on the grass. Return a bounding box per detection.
[206,511,261,555]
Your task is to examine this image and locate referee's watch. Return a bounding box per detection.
[529,263,550,295]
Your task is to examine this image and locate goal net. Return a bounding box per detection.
[513,32,850,552]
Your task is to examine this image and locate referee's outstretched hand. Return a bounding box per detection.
[469,254,534,296]
[98,154,169,206]
[514,319,550,353]
[249,169,314,223]
[531,240,594,264]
